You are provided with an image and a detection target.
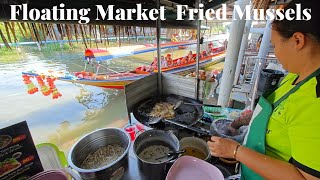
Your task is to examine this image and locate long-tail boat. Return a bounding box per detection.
[23,40,226,89]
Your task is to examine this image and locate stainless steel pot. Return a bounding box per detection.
[133,130,180,180]
[179,137,211,161]
[68,128,131,180]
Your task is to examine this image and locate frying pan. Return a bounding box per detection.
[132,94,204,128]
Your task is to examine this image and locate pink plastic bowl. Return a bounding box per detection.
[166,156,224,180]
[30,170,68,180]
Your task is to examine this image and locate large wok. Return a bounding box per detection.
[132,94,204,128]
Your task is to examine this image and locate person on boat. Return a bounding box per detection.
[181,56,188,64]
[210,74,216,82]
[135,65,148,72]
[145,66,154,72]
[207,42,213,55]
[200,35,204,45]
[199,70,206,80]
[135,57,157,72]
[208,0,320,179]
[188,51,194,62]
[166,54,173,67]
[151,57,158,67]
[223,39,228,50]
[161,56,167,68]
[176,58,181,65]
[202,51,208,58]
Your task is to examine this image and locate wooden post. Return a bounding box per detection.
[195,0,201,100]
[156,0,162,95]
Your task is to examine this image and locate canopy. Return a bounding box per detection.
[84,41,197,62]
[85,49,109,61]
[84,39,224,62]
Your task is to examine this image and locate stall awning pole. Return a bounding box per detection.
[234,12,253,85]
[217,0,250,107]
[250,58,266,110]
[247,19,273,110]
[257,20,272,59]
[195,0,201,100]
[156,0,162,95]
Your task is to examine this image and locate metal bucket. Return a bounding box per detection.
[133,130,180,180]
[68,128,131,180]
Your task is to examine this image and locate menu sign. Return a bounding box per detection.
[0,121,43,180]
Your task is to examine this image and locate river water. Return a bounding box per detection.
[0,42,214,153]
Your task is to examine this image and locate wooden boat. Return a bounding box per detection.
[178,45,187,49]
[23,40,226,89]
[60,50,225,89]
[59,71,149,89]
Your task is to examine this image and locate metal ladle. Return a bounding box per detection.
[155,149,186,160]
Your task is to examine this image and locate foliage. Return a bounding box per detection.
[0,46,15,55]
[40,43,72,52]
[0,47,23,62]
[211,25,227,34]
[0,23,30,43]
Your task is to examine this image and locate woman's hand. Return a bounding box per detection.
[207,136,240,159]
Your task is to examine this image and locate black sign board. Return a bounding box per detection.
[0,121,43,180]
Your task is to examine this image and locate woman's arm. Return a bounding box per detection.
[208,136,319,180]
[236,144,306,180]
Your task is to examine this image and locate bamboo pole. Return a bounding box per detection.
[17,23,26,39]
[4,22,12,43]
[73,24,79,43]
[20,23,29,38]
[0,28,12,49]
[118,26,121,47]
[27,23,37,42]
[80,25,88,49]
[50,24,59,41]
[44,24,53,40]
[8,22,18,43]
[65,24,73,48]
[134,26,138,42]
[40,24,47,42]
[93,25,98,49]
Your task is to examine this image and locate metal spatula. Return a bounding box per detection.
[147,117,163,125]
[173,100,221,110]
[173,100,183,110]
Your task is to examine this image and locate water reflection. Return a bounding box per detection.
[0,49,129,153]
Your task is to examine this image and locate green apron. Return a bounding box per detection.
[241,68,320,180]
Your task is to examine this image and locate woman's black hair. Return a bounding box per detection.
[272,0,320,42]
